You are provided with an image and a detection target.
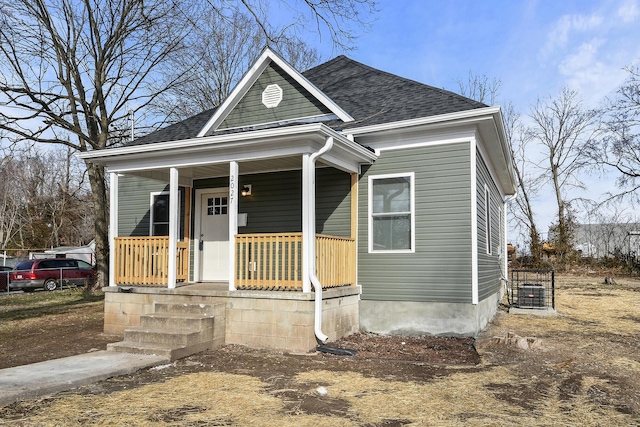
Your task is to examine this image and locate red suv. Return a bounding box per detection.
[10,258,95,292]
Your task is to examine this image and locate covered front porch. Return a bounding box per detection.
[80,124,376,352]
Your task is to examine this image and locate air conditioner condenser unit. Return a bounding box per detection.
[517,284,546,308]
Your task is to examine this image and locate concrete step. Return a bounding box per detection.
[107,340,217,361]
[140,313,215,331]
[107,341,175,359]
[122,327,212,347]
[153,302,218,317]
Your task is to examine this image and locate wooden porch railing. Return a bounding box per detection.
[235,233,356,290]
[315,234,357,288]
[114,236,188,285]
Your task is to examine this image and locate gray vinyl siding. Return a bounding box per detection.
[217,63,331,131]
[477,151,502,301]
[193,169,350,235]
[358,142,473,303]
[118,175,185,238]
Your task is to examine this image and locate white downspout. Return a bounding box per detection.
[307,137,334,344]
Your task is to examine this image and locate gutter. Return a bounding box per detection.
[306,136,334,344]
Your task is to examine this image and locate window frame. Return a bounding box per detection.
[368,172,415,254]
[149,191,179,237]
[484,184,492,255]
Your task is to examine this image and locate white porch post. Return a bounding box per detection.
[108,172,118,287]
[301,154,312,293]
[167,167,179,289]
[228,162,239,290]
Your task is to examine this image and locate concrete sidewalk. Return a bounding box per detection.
[0,351,169,407]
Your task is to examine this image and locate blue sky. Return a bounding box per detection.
[343,0,640,108]
[314,0,640,242]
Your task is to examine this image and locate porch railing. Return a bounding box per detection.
[235,233,356,290]
[114,236,188,285]
[113,233,355,289]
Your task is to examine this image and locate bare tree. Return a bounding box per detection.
[153,8,321,123]
[0,0,199,287]
[527,88,597,260]
[591,63,640,204]
[455,71,502,105]
[504,103,544,264]
[0,0,377,288]
[0,145,92,251]
[240,0,378,53]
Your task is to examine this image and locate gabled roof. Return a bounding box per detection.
[198,48,354,137]
[131,52,487,145]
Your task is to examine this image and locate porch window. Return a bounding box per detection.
[369,173,415,253]
[150,192,170,236]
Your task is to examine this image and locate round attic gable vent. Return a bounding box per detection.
[262,84,283,108]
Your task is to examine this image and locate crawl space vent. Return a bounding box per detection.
[262,84,283,108]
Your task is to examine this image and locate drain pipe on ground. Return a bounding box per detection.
[307,136,334,344]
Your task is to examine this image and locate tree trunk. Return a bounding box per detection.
[86,162,109,290]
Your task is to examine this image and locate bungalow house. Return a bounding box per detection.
[79,48,516,358]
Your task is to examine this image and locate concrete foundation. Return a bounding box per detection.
[103,284,360,353]
[359,290,502,336]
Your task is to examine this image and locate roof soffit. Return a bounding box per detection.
[197,48,354,137]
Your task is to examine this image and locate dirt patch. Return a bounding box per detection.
[0,292,117,370]
[0,277,639,425]
[329,333,480,365]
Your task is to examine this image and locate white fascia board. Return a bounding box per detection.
[79,123,330,162]
[346,106,517,195]
[345,107,502,136]
[81,124,375,167]
[490,106,517,194]
[196,48,353,137]
[104,143,314,174]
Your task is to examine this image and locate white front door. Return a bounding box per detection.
[200,191,229,281]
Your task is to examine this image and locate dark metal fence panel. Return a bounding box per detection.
[509,269,555,309]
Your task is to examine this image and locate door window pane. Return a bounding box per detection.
[207,196,228,216]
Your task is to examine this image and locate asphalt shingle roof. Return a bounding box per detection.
[130,55,487,145]
[130,108,217,146]
[304,55,487,130]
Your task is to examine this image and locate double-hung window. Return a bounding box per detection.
[369,173,415,253]
[485,184,492,255]
[150,192,170,236]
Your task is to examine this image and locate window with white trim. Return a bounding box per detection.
[485,184,492,255]
[369,173,414,252]
[150,192,170,236]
